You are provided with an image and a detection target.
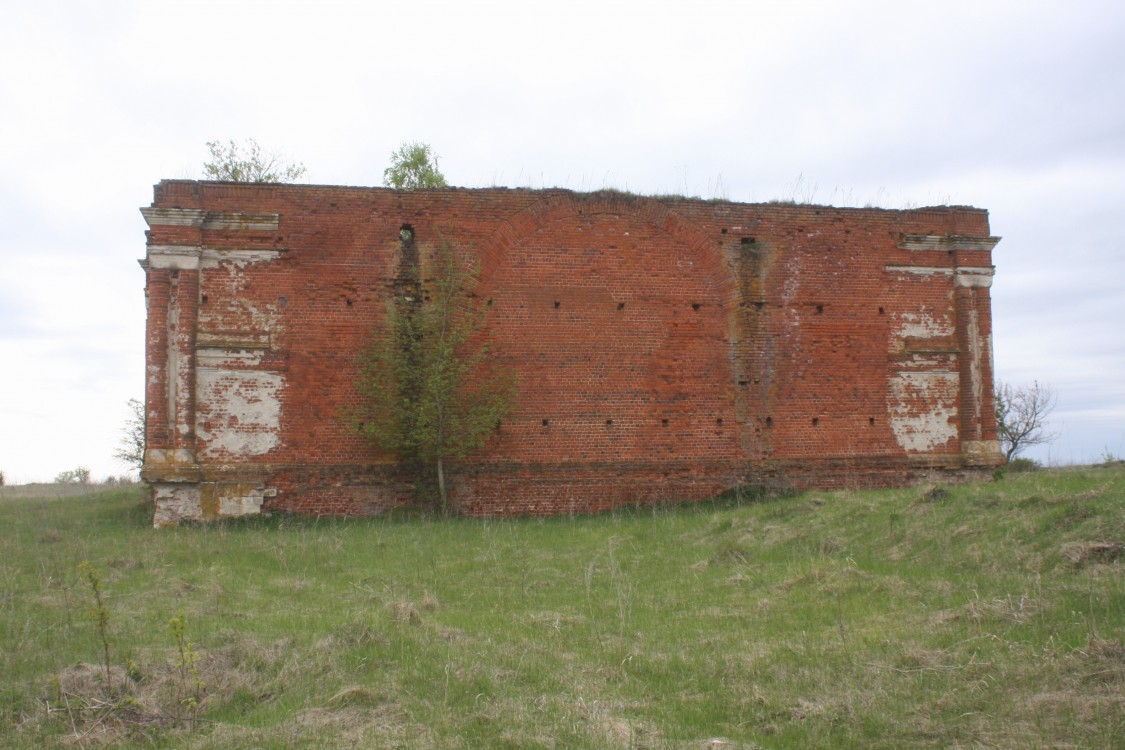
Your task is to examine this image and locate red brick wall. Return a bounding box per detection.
[141,181,1000,521]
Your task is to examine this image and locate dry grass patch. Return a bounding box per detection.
[1061,540,1125,565]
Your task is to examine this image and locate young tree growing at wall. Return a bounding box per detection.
[382,142,447,189]
[996,380,1058,463]
[203,138,307,183]
[114,398,146,474]
[356,241,515,512]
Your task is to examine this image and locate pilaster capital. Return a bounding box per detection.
[141,207,206,228]
[147,245,202,270]
[899,234,1001,253]
[954,267,995,288]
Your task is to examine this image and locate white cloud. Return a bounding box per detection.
[1,0,1123,479]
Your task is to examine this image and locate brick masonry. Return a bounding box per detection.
[140,181,1001,526]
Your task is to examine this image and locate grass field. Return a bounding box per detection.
[1,467,1123,748]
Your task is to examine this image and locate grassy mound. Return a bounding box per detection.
[1,468,1122,748]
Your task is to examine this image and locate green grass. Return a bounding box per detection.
[2,468,1123,748]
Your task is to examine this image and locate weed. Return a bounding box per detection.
[77,561,114,695]
[168,610,205,725]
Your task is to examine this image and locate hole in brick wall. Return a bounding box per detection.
[277,295,287,308]
[741,236,756,245]
[617,302,625,310]
[765,416,773,427]
[662,418,669,427]
[542,419,549,427]
[171,270,179,279]
[721,228,728,234]
[692,303,702,311]
[346,298,353,307]
[812,417,820,426]
[606,419,613,427]
[486,298,493,307]
[738,380,749,387]
[399,224,414,243]
[878,307,885,315]
[816,304,824,314]
[716,418,723,425]
[869,417,876,426]
[554,301,561,309]
[200,294,208,305]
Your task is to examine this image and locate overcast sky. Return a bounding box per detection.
[2,0,1122,482]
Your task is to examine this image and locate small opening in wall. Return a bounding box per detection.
[200,294,208,305]
[346,298,353,307]
[692,303,702,311]
[486,298,493,307]
[277,295,287,308]
[741,237,756,245]
[721,228,728,234]
[606,419,614,427]
[878,307,885,315]
[716,418,723,425]
[400,224,414,243]
[869,417,876,426]
[662,418,669,427]
[554,301,561,309]
[542,419,549,427]
[765,416,773,427]
[738,380,749,387]
[816,304,824,314]
[617,302,625,310]
[812,417,820,426]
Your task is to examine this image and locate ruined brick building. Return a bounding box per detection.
[140,180,1001,526]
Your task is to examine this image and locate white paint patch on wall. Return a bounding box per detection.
[196,348,265,368]
[200,248,282,270]
[965,304,983,426]
[219,493,264,516]
[152,484,202,528]
[196,369,283,457]
[888,372,959,452]
[197,256,285,338]
[892,311,953,342]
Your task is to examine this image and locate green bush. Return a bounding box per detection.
[1007,457,1042,472]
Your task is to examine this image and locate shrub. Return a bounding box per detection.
[55,467,92,484]
[1007,457,1042,473]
